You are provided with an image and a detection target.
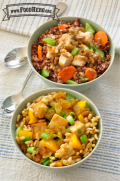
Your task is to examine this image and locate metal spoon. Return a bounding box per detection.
[1,69,33,116]
[1,2,68,116]
[4,2,68,68]
[5,46,28,68]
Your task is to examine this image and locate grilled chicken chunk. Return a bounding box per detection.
[69,121,85,136]
[46,46,56,59]
[59,49,73,67]
[76,31,93,46]
[72,55,87,66]
[57,34,76,52]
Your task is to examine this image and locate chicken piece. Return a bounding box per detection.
[59,49,73,67]
[48,114,68,129]
[31,122,47,140]
[55,41,64,53]
[72,55,87,66]
[69,121,85,136]
[76,31,93,46]
[46,46,56,59]
[58,34,76,52]
[69,27,85,34]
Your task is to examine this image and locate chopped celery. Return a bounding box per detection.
[83,77,88,82]
[65,80,77,84]
[89,45,97,52]
[71,48,79,57]
[82,44,89,50]
[95,48,105,60]
[85,23,95,34]
[66,94,76,102]
[43,38,57,46]
[41,68,49,78]
[89,45,105,60]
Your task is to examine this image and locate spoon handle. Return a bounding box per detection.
[20,69,33,94]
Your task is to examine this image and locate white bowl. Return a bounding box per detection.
[11,88,102,170]
[27,16,115,92]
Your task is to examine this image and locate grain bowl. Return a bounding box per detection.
[27,17,115,91]
[11,88,102,170]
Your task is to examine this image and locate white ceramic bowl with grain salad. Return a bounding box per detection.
[11,88,102,170]
[27,16,115,91]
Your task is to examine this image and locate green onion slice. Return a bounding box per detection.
[66,94,76,102]
[85,105,90,109]
[42,157,50,166]
[59,111,66,117]
[22,136,31,144]
[66,115,75,125]
[78,129,81,133]
[27,147,36,153]
[49,107,55,110]
[70,112,76,119]
[66,128,70,133]
[15,126,23,137]
[80,135,88,143]
[41,132,50,140]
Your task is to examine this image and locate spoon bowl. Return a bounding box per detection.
[1,69,33,116]
[4,46,28,68]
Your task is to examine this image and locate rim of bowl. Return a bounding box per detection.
[11,88,102,169]
[27,16,115,88]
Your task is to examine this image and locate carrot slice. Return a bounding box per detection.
[58,66,77,83]
[95,30,108,46]
[85,68,97,81]
[59,24,69,30]
[38,45,42,62]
